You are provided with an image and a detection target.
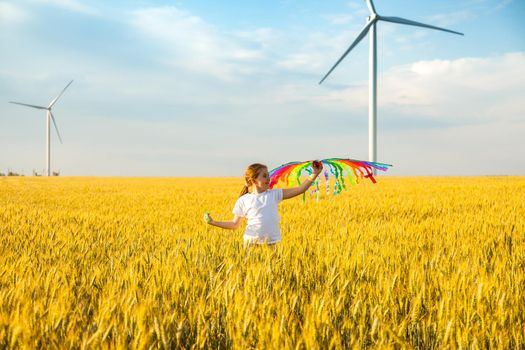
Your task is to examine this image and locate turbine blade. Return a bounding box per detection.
[365,0,377,14]
[48,80,74,108]
[319,20,375,84]
[50,111,63,144]
[9,101,47,110]
[378,16,464,36]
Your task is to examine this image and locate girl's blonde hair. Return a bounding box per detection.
[240,163,268,197]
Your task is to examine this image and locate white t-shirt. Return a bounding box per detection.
[232,189,284,244]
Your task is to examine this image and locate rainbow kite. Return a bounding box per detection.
[269,158,392,200]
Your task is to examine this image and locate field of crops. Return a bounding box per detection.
[1,176,524,348]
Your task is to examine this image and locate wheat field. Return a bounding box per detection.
[0,176,524,349]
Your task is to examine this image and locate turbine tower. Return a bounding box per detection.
[9,80,73,176]
[319,0,463,174]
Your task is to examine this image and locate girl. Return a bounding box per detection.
[204,161,323,245]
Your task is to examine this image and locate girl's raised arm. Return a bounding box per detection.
[282,161,323,200]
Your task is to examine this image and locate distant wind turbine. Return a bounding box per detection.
[9,80,73,176]
[319,0,463,174]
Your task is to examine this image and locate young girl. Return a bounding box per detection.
[204,161,323,245]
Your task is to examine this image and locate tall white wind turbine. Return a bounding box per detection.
[319,0,463,174]
[9,80,73,176]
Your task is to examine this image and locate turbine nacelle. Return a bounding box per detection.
[367,13,378,23]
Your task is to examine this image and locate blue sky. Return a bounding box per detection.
[0,0,524,176]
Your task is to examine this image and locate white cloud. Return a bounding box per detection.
[276,29,363,74]
[346,1,369,16]
[234,28,276,49]
[129,6,367,81]
[130,5,368,82]
[0,2,29,23]
[322,13,354,25]
[130,6,267,81]
[317,52,525,123]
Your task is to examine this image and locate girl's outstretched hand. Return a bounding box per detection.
[312,160,323,175]
[204,212,213,224]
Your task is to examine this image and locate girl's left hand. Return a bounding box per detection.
[312,160,323,175]
[204,212,213,224]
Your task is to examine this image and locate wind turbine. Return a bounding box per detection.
[9,80,73,176]
[319,0,463,174]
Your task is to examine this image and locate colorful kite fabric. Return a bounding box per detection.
[269,158,392,200]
